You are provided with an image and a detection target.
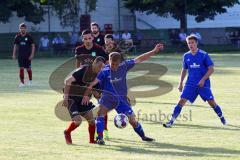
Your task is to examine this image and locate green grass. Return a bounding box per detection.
[0,53,240,160]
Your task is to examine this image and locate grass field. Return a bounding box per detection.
[0,53,240,160]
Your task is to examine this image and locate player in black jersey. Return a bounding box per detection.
[91,22,105,47]
[63,56,105,145]
[75,30,108,68]
[12,23,35,87]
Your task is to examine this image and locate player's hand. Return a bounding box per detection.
[198,79,205,88]
[178,83,183,92]
[12,54,16,60]
[62,99,69,107]
[153,43,164,53]
[81,96,90,106]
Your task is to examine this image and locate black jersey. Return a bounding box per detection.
[75,44,108,65]
[14,33,34,59]
[93,33,105,46]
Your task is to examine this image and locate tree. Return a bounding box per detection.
[0,0,45,24]
[123,0,240,31]
[51,0,97,30]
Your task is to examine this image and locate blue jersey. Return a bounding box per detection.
[183,49,214,88]
[97,59,135,100]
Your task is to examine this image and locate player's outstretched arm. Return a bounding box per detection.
[62,76,76,107]
[134,43,163,64]
[81,78,100,105]
[198,66,214,87]
[178,69,187,92]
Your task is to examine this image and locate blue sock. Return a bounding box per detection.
[96,117,105,140]
[213,105,223,118]
[169,104,183,123]
[134,123,145,138]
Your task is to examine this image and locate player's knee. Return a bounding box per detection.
[208,100,217,107]
[72,116,82,125]
[129,116,138,128]
[88,119,95,126]
[178,99,187,106]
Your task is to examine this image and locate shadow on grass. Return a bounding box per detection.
[76,137,239,158]
[171,123,240,131]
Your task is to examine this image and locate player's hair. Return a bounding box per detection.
[91,22,99,28]
[105,34,113,40]
[19,23,27,28]
[81,29,92,36]
[109,52,122,62]
[93,56,106,64]
[186,35,198,43]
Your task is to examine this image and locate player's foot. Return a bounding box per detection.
[96,138,105,145]
[220,116,227,125]
[28,80,32,86]
[18,82,25,88]
[64,130,72,145]
[142,136,155,142]
[163,121,173,128]
[104,130,109,140]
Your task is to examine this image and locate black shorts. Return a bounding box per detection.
[18,58,31,68]
[68,97,95,118]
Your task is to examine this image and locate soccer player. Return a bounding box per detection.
[63,56,105,144]
[75,29,110,139]
[12,23,35,87]
[91,22,105,47]
[104,34,122,56]
[163,35,227,128]
[75,29,108,68]
[82,43,164,145]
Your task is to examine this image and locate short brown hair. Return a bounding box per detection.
[109,52,122,62]
[93,56,106,64]
[91,22,99,28]
[19,23,27,28]
[186,35,198,42]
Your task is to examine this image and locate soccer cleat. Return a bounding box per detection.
[64,130,72,145]
[142,136,155,142]
[104,130,109,140]
[28,80,32,86]
[220,116,227,125]
[163,121,173,128]
[18,82,25,88]
[96,138,105,145]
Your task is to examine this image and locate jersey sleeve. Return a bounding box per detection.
[29,35,34,45]
[182,56,188,69]
[204,53,214,67]
[99,48,108,61]
[72,69,84,82]
[96,70,105,82]
[125,59,135,71]
[14,35,19,45]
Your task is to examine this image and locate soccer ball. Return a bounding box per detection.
[114,114,129,129]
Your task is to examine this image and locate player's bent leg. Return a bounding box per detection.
[96,105,109,145]
[207,100,227,125]
[163,98,187,128]
[128,114,154,142]
[64,115,82,145]
[83,111,96,144]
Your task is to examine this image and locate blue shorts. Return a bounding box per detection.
[181,85,214,103]
[99,95,134,116]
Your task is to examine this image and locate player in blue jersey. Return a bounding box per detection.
[163,35,227,128]
[82,43,164,145]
